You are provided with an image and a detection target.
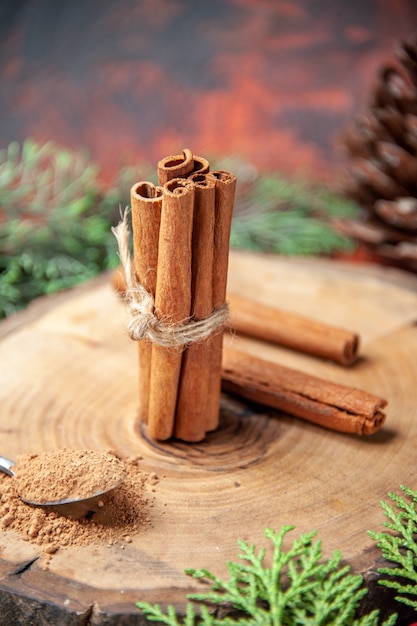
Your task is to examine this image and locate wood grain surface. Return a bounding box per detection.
[1,250,417,625]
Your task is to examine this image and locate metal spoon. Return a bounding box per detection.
[0,453,126,507]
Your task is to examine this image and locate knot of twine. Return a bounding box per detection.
[112,210,229,348]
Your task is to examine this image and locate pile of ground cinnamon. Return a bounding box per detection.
[0,450,155,563]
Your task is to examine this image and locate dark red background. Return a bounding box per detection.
[1,0,416,183]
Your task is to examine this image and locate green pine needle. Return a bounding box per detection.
[229,169,359,256]
[369,485,417,611]
[0,139,149,318]
[137,526,396,626]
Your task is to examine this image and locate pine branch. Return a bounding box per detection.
[228,161,359,256]
[137,526,397,626]
[369,485,417,612]
[0,139,148,318]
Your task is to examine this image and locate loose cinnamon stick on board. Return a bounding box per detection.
[228,293,360,365]
[148,178,195,440]
[174,173,216,441]
[221,347,387,435]
[205,170,237,431]
[157,148,194,186]
[130,181,163,424]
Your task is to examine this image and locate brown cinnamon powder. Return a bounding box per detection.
[0,450,154,562]
[13,449,127,504]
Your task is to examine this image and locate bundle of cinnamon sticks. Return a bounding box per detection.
[113,149,388,441]
[128,149,236,442]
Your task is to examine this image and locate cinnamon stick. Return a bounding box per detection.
[147,178,195,440]
[130,182,163,424]
[175,173,216,441]
[227,293,360,365]
[205,170,237,431]
[157,148,194,186]
[221,347,387,435]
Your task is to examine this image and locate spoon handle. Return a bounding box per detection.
[0,456,15,477]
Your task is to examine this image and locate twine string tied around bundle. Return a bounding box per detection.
[112,210,229,348]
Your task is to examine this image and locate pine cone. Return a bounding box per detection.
[340,33,417,271]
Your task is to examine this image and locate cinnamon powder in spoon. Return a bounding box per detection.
[0,450,155,564]
[13,449,126,504]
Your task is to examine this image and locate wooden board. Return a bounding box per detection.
[1,250,417,625]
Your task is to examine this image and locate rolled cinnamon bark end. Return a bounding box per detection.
[363,410,386,435]
[343,334,360,365]
[148,178,195,440]
[221,347,387,435]
[157,148,194,186]
[130,181,163,425]
[227,293,361,366]
[192,155,210,175]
